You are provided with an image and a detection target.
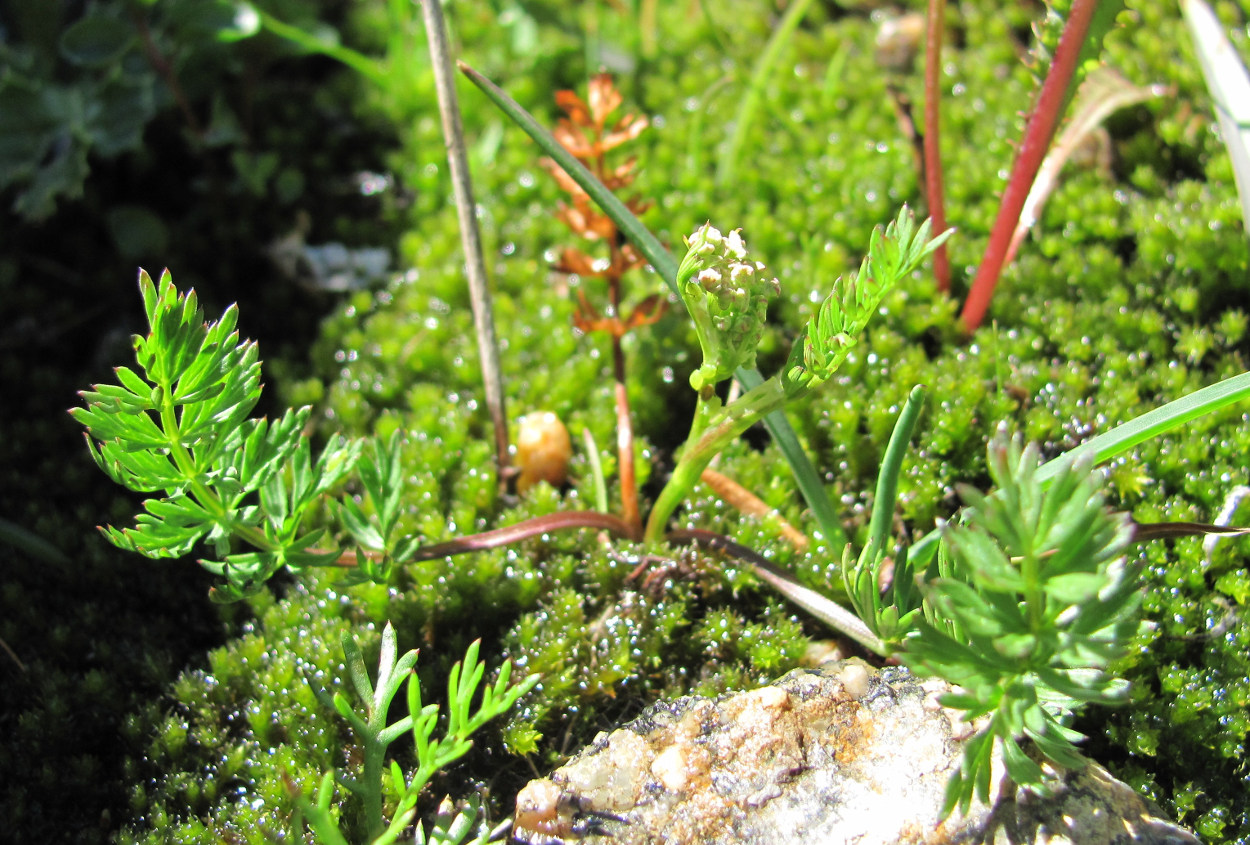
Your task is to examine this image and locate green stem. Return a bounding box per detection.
[644,377,787,543]
[867,384,927,556]
[361,728,386,839]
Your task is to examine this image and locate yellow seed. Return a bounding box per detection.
[515,411,572,494]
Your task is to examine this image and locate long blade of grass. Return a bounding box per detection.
[459,62,847,546]
[716,0,814,186]
[582,427,609,514]
[0,515,72,568]
[909,369,1250,564]
[1182,0,1250,229]
[459,62,677,280]
[1034,369,1250,484]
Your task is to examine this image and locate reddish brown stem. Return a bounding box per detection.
[334,510,635,569]
[613,338,641,537]
[700,467,808,551]
[923,0,950,293]
[131,11,204,140]
[605,231,642,538]
[409,510,635,561]
[959,0,1100,332]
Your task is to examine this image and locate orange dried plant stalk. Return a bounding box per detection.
[542,74,664,537]
[700,467,810,553]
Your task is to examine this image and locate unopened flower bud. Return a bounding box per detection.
[674,223,780,395]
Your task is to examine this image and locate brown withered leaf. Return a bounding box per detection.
[587,73,623,128]
[552,247,601,277]
[572,289,604,329]
[541,159,587,198]
[554,88,592,125]
[623,294,668,331]
[573,292,619,335]
[624,196,653,217]
[609,156,641,185]
[554,119,595,159]
[601,113,649,153]
[616,242,648,274]
[554,203,590,237]
[555,203,614,241]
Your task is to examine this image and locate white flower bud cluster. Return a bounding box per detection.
[676,223,780,394]
[686,226,779,322]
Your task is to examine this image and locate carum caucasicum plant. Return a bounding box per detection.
[67,2,1250,838]
[76,200,1250,832]
[73,206,946,832]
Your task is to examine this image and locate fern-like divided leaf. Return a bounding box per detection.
[71,269,364,599]
[901,428,1140,815]
[782,207,951,398]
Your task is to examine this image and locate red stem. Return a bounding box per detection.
[923,0,950,293]
[599,140,641,539]
[408,510,636,561]
[958,0,1101,333]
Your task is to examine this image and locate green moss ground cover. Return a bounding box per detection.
[4,0,1250,842]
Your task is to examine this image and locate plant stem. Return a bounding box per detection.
[613,336,641,538]
[867,384,927,556]
[131,10,204,140]
[959,0,1101,332]
[923,0,950,292]
[361,728,386,839]
[407,510,636,561]
[644,378,786,544]
[606,211,641,537]
[421,0,512,482]
[669,529,884,654]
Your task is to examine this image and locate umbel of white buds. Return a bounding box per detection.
[675,223,780,397]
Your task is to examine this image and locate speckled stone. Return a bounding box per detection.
[511,661,1200,845]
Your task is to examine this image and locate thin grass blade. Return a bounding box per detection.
[1182,0,1250,229]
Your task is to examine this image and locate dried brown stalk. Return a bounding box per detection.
[700,468,809,552]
